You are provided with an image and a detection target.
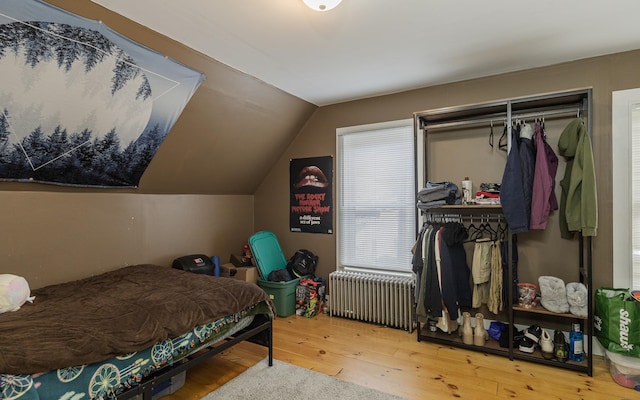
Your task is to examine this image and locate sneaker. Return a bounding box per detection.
[553,330,569,362]
[540,329,554,359]
[519,336,536,353]
[524,324,542,344]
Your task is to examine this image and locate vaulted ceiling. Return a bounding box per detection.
[88,0,640,106]
[7,0,640,194]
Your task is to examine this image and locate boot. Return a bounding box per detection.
[473,313,488,346]
[461,312,473,345]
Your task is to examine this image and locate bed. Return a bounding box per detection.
[0,264,275,400]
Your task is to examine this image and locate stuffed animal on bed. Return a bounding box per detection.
[0,274,35,313]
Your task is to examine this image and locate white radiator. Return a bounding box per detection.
[329,271,416,332]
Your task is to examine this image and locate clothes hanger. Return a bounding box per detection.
[475,216,497,241]
[498,123,508,152]
[465,216,480,242]
[470,215,490,241]
[488,120,494,148]
[496,219,507,241]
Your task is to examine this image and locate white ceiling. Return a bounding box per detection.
[90,0,640,106]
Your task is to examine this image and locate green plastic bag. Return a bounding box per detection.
[594,287,640,358]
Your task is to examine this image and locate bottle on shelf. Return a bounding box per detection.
[569,323,584,362]
[461,177,472,205]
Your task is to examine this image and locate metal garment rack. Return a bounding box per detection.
[413,88,594,376]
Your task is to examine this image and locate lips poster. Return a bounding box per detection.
[290,156,333,234]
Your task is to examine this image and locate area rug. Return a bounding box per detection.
[202,358,408,400]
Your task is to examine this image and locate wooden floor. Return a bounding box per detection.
[163,314,635,400]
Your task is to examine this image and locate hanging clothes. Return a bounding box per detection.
[471,238,492,308]
[530,123,559,229]
[423,224,443,318]
[412,222,429,304]
[413,219,472,328]
[487,239,503,314]
[500,125,529,233]
[558,118,598,238]
[518,123,536,227]
[412,222,430,323]
[440,222,472,309]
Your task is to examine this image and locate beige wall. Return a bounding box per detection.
[0,0,303,289]
[4,7,640,292]
[255,50,640,292]
[2,192,254,289]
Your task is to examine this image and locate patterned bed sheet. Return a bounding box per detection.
[0,303,267,400]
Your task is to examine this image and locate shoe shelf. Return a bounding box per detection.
[512,304,588,320]
[417,324,509,358]
[417,323,590,373]
[512,351,590,373]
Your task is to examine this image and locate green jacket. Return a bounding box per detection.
[558,118,598,238]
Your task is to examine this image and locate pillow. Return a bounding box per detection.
[0,274,35,313]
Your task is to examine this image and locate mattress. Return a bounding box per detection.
[0,264,275,400]
[1,309,262,400]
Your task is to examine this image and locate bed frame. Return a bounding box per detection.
[116,314,273,400]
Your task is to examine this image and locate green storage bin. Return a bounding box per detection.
[250,231,300,317]
[257,277,301,317]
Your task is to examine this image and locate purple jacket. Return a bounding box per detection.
[530,123,559,229]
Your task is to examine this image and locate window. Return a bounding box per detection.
[612,89,640,290]
[336,119,417,274]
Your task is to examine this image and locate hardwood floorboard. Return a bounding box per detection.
[160,314,635,400]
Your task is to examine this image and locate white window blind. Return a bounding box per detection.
[631,106,640,290]
[613,89,640,290]
[337,120,416,273]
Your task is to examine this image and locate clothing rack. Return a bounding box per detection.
[413,88,594,377]
[422,106,582,132]
[423,212,504,223]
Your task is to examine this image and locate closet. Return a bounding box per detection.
[413,89,594,376]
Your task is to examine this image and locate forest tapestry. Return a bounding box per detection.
[0,0,204,187]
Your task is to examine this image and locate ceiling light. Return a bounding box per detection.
[303,0,342,11]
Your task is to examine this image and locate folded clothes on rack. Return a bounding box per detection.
[480,182,501,193]
[417,181,461,205]
[417,199,447,210]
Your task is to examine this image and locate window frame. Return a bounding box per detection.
[612,88,640,290]
[335,118,420,276]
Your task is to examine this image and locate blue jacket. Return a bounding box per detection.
[500,126,529,233]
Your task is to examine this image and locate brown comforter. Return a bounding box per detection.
[0,264,274,375]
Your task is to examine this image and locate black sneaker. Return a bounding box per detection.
[518,336,536,353]
[524,324,542,344]
[513,328,524,347]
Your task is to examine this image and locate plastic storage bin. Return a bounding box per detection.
[605,350,640,390]
[257,278,300,317]
[131,371,186,400]
[249,231,301,317]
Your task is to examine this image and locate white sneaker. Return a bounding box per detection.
[540,329,554,359]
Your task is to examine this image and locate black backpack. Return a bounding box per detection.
[286,249,318,278]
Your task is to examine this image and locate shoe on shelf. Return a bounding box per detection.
[513,328,525,347]
[461,312,473,345]
[553,330,569,362]
[540,329,554,359]
[524,324,542,344]
[473,313,488,346]
[518,336,536,353]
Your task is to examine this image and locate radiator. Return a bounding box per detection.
[329,271,416,332]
